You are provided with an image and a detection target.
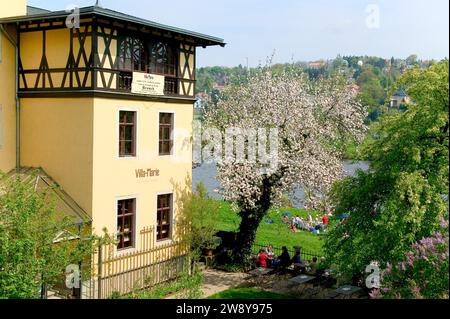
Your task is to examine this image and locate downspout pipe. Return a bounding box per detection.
[0,23,20,172]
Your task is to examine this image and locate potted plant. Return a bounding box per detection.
[202,236,221,257]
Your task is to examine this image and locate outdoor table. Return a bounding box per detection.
[288,274,316,294]
[249,267,272,277]
[293,262,307,275]
[289,274,316,285]
[334,285,363,299]
[248,267,273,286]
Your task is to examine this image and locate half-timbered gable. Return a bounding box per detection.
[1,6,224,100]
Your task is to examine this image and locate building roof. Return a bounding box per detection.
[27,5,51,16]
[393,88,408,97]
[308,60,327,69]
[0,5,225,47]
[0,167,92,226]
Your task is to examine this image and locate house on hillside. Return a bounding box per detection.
[348,84,360,94]
[194,92,209,107]
[308,60,327,69]
[390,89,411,108]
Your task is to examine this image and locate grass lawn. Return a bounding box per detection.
[208,287,290,299]
[214,201,326,255]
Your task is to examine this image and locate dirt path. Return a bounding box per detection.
[201,269,250,298]
[164,269,249,299]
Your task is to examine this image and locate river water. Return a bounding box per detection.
[192,161,369,208]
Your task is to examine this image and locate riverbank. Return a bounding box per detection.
[214,201,325,254]
[193,161,369,207]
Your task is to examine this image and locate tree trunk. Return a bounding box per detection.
[232,176,276,267]
[232,211,264,267]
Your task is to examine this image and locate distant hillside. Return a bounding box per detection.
[196,55,435,123]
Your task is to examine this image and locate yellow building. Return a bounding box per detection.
[1,2,224,297]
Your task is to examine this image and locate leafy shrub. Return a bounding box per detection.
[125,271,204,299]
[213,263,246,273]
[376,218,449,299]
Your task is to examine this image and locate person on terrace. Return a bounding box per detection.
[258,249,270,268]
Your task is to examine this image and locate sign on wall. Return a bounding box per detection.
[136,168,160,179]
[131,72,165,96]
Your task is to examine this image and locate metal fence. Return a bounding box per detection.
[252,243,323,262]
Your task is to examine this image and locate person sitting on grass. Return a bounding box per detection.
[297,218,309,231]
[315,224,322,232]
[329,207,335,216]
[258,249,270,268]
[289,221,296,232]
[290,216,299,232]
[322,214,329,227]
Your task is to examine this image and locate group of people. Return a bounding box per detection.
[257,245,318,274]
[282,212,329,234]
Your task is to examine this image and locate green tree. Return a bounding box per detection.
[0,175,97,299]
[324,60,449,282]
[406,54,419,67]
[177,181,220,267]
[356,66,387,122]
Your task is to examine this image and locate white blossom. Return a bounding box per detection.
[204,66,367,211]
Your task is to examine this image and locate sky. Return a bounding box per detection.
[28,0,449,67]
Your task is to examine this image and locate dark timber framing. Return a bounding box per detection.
[1,6,225,101]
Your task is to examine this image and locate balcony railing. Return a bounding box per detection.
[118,71,179,96]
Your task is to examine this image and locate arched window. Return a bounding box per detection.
[118,36,147,72]
[117,35,179,94]
[148,42,177,77]
[118,36,177,77]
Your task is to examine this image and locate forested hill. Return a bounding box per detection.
[196,55,434,123]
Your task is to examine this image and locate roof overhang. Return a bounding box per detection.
[0,167,92,227]
[0,6,226,48]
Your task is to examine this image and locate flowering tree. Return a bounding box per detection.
[204,66,367,265]
[375,218,449,299]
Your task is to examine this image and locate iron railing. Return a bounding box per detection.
[252,243,323,262]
